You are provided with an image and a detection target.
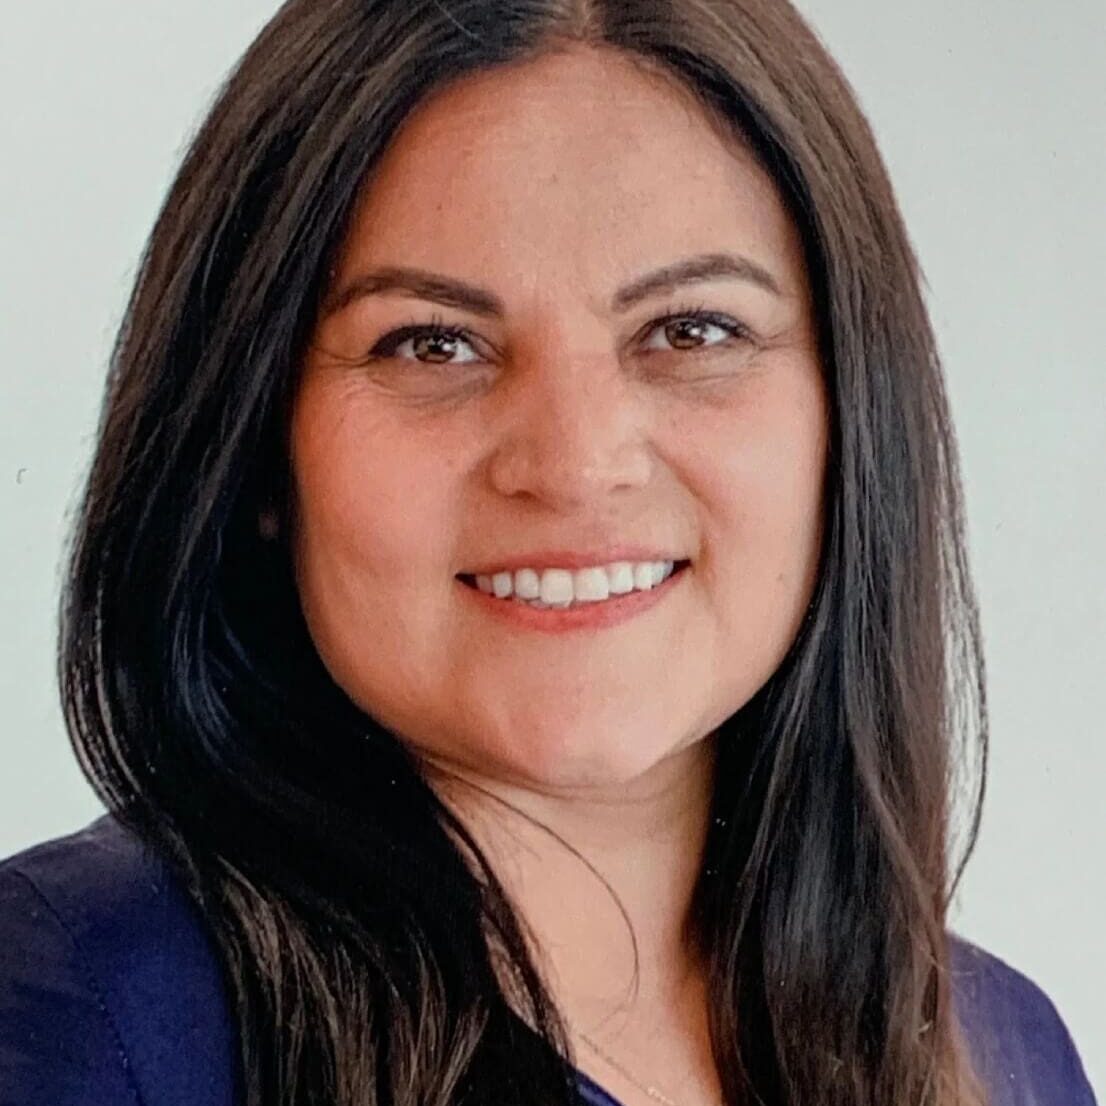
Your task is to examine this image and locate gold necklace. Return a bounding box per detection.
[579,1031,724,1106]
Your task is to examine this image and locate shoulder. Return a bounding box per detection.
[0,814,240,1106]
[2,835,1095,1106]
[948,930,1098,1106]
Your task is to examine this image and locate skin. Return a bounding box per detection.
[289,44,828,1106]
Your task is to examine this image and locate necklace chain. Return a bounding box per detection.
[578,1031,723,1106]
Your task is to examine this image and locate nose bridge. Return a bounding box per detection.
[486,347,653,507]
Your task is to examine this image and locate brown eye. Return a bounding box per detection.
[410,331,466,363]
[367,323,481,365]
[665,318,712,350]
[642,309,751,353]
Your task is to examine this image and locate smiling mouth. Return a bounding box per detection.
[453,557,685,610]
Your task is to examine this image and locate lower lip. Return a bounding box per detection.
[455,565,690,634]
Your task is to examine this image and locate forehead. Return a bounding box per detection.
[336,46,804,306]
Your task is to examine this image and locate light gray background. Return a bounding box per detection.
[1,0,1102,1091]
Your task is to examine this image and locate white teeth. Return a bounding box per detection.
[607,562,635,595]
[539,568,574,606]
[514,567,541,600]
[470,559,680,605]
[573,566,611,603]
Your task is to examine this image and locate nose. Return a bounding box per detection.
[485,350,654,511]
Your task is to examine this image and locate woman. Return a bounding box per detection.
[0,1,1097,1104]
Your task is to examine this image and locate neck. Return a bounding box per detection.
[421,734,718,1030]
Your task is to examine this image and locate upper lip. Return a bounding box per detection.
[458,547,691,576]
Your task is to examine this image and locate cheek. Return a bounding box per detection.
[680,366,828,637]
[753,390,827,557]
[287,381,461,613]
[741,380,826,573]
[686,366,826,524]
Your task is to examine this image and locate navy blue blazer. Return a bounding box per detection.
[0,814,1097,1106]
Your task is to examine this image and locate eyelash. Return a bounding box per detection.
[364,302,753,364]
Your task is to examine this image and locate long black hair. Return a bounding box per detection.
[60,1,989,1103]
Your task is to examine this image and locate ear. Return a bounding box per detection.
[258,507,280,541]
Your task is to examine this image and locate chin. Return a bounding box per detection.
[401,700,709,795]
[495,729,693,793]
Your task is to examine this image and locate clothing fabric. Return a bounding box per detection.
[0,813,1097,1106]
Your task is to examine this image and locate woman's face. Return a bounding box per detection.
[290,46,828,790]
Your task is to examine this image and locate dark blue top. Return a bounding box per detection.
[0,814,1097,1106]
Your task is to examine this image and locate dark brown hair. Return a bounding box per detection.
[60,1,990,1103]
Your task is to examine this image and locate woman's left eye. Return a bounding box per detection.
[640,309,752,354]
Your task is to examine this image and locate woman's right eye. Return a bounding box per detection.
[366,322,482,366]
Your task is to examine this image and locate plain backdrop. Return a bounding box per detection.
[1,0,1102,1092]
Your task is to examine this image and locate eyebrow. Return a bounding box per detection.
[321,250,783,320]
